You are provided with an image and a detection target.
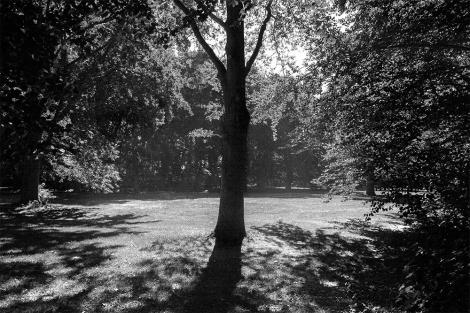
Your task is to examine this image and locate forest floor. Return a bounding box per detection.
[0,191,409,313]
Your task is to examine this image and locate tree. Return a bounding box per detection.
[249,72,325,190]
[0,0,152,202]
[171,0,274,246]
[44,22,185,193]
[309,0,470,310]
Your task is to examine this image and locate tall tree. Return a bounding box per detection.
[309,0,469,310]
[0,0,152,202]
[172,0,273,246]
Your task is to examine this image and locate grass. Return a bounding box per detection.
[0,191,408,313]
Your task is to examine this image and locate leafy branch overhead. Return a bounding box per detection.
[172,0,273,77]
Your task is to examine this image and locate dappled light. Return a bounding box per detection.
[1,199,408,313]
[1,0,467,311]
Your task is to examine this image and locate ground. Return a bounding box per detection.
[0,192,409,313]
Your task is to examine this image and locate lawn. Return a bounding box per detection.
[0,192,408,313]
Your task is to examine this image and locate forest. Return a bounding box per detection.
[0,0,469,312]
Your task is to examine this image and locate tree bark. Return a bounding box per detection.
[192,138,203,191]
[366,171,376,196]
[284,151,293,191]
[214,2,249,246]
[20,128,42,203]
[205,146,219,191]
[173,0,272,246]
[21,153,41,203]
[252,124,273,190]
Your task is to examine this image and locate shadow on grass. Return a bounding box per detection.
[98,221,408,313]
[1,207,409,313]
[0,205,149,312]
[0,206,150,255]
[253,221,410,312]
[120,220,409,313]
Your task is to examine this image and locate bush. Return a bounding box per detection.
[398,221,469,312]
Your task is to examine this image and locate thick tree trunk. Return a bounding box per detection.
[20,129,42,203]
[21,153,40,203]
[214,3,249,246]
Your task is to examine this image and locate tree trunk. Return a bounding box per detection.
[159,137,171,189]
[366,171,376,196]
[21,153,41,203]
[192,138,203,191]
[284,151,293,191]
[214,3,249,246]
[205,146,219,191]
[252,124,273,190]
[20,129,42,203]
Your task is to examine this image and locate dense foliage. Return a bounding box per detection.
[0,0,154,199]
[310,0,470,311]
[1,0,468,310]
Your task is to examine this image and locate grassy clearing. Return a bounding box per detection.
[0,192,407,313]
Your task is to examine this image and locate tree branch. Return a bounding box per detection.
[80,16,116,33]
[245,0,273,76]
[66,20,127,69]
[193,0,227,29]
[173,0,226,77]
[208,12,226,29]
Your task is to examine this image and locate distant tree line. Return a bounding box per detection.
[1,48,323,194]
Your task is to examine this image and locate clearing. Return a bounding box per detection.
[0,192,407,313]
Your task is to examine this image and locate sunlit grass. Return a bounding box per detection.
[0,192,406,312]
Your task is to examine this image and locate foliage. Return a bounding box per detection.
[248,72,325,189]
[45,137,121,193]
[0,0,153,153]
[309,0,470,311]
[397,221,469,312]
[0,1,193,196]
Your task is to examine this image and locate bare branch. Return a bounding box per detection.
[208,12,226,29]
[245,0,273,76]
[173,0,192,15]
[189,22,227,76]
[173,0,226,77]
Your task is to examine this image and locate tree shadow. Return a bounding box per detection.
[0,205,151,312]
[0,206,150,255]
[253,220,411,312]
[113,219,409,313]
[177,243,254,313]
[1,203,410,313]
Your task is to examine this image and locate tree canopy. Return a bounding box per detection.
[1,1,468,311]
